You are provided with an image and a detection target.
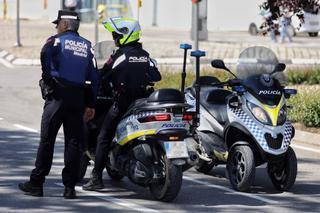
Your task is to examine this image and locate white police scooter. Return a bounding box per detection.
[80,41,204,202]
[183,46,298,192]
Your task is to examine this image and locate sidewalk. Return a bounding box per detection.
[294,129,320,147]
[1,19,320,66]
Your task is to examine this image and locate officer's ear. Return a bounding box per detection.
[112,32,123,47]
[115,35,123,46]
[60,20,69,32]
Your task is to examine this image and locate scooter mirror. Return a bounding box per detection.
[211,59,238,79]
[211,59,230,71]
[272,63,286,74]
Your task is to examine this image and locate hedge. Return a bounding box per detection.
[287,87,320,127]
[286,68,320,85]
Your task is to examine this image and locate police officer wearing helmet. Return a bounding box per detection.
[19,10,98,199]
[83,17,161,190]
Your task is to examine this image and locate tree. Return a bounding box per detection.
[259,0,320,34]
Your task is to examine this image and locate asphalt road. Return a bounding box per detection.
[0,64,320,212]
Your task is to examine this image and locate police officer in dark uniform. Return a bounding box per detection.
[19,10,98,199]
[83,17,161,190]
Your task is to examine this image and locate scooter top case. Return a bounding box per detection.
[116,88,192,146]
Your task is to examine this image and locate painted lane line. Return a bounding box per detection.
[55,183,160,213]
[184,176,279,204]
[292,144,320,154]
[0,118,3,121]
[13,124,38,133]
[9,124,283,205]
[0,58,14,68]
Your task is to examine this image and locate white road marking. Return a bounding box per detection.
[0,118,3,121]
[13,124,38,133]
[184,176,279,204]
[0,58,14,68]
[8,124,320,206]
[292,144,320,154]
[55,183,160,213]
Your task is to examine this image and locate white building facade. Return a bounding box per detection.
[1,0,264,31]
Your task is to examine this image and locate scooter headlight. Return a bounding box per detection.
[247,101,271,125]
[277,105,287,125]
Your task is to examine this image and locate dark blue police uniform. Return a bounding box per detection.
[30,30,98,188]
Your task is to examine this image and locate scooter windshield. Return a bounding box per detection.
[236,46,287,85]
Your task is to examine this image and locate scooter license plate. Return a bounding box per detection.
[164,141,188,159]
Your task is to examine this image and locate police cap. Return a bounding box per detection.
[52,10,80,24]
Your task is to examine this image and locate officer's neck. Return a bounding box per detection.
[120,41,141,48]
[58,30,79,36]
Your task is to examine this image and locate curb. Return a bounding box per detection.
[0,49,41,66]
[294,129,320,147]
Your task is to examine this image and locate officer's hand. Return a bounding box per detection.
[84,108,95,122]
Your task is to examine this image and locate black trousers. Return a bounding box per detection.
[30,87,85,187]
[93,90,148,177]
[94,103,124,176]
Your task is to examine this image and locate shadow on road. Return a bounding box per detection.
[0,128,319,212]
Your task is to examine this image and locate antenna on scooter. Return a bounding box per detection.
[180,43,192,93]
[190,50,206,131]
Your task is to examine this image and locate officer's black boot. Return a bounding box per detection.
[82,169,104,191]
[18,181,43,197]
[63,186,76,199]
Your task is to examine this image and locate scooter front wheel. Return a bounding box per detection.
[227,145,255,192]
[267,146,297,191]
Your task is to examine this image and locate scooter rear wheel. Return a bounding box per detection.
[267,146,297,191]
[227,145,255,192]
[106,166,124,181]
[149,154,182,202]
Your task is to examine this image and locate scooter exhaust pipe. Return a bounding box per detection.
[189,152,198,161]
[185,137,199,165]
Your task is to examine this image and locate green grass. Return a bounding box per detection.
[287,88,320,127]
[154,68,231,89]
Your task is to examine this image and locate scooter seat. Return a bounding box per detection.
[192,76,221,87]
[188,75,223,101]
